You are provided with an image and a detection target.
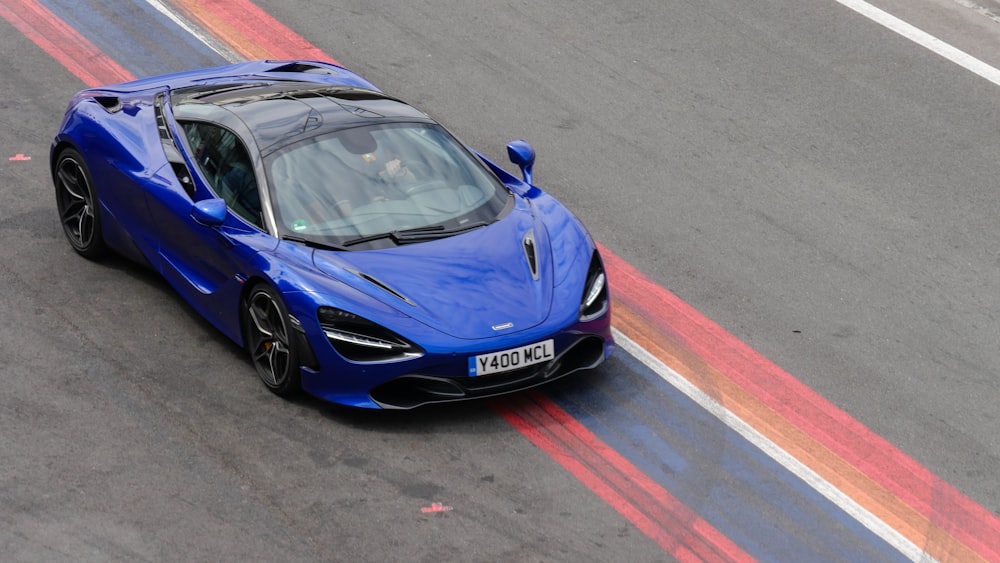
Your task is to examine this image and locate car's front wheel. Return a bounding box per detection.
[243,284,302,397]
[54,148,106,259]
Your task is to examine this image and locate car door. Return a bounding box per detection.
[148,115,276,342]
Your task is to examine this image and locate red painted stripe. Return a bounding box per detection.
[0,0,133,87]
[599,242,1000,560]
[493,392,753,563]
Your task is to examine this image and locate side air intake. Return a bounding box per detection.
[266,62,338,75]
[93,95,121,113]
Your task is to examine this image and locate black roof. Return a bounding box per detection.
[170,81,431,154]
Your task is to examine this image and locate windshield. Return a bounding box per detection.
[265,122,510,249]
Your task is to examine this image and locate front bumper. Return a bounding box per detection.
[297,313,613,409]
[368,334,607,409]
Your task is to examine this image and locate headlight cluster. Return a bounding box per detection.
[317,307,423,362]
[580,251,609,321]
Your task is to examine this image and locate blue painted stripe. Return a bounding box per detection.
[39,0,226,80]
[547,352,908,562]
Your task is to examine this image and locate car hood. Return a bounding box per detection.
[311,206,554,340]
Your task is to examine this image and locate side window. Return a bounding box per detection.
[181,121,263,229]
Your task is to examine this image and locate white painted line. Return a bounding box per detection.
[612,328,930,562]
[835,0,1000,86]
[142,0,242,64]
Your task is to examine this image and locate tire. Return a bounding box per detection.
[243,284,302,397]
[53,148,107,259]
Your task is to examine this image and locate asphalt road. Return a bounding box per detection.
[261,0,1000,510]
[2,0,1000,560]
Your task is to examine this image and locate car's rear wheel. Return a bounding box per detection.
[243,284,301,397]
[54,148,106,258]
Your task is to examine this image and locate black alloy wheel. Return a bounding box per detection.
[54,148,106,258]
[244,284,302,397]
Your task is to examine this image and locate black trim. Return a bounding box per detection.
[369,335,606,409]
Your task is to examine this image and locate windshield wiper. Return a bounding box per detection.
[339,222,490,248]
[338,231,398,248]
[392,221,490,242]
[281,235,347,251]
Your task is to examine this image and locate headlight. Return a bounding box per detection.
[579,251,609,321]
[318,307,423,362]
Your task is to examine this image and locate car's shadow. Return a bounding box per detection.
[96,252,613,433]
[308,364,611,434]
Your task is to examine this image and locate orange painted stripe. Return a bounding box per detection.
[613,301,985,562]
[166,0,268,60]
[169,0,333,64]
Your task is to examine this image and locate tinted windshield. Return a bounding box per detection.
[265,122,510,248]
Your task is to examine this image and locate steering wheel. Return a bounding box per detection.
[381,160,434,197]
[397,160,432,180]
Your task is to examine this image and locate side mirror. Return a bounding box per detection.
[506,140,535,185]
[192,198,227,226]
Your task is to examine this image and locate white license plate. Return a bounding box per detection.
[469,339,555,376]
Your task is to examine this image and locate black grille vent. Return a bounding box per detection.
[348,268,414,306]
[523,229,539,281]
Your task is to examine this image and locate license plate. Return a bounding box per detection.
[469,339,555,376]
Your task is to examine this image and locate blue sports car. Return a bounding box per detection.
[51,60,613,409]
